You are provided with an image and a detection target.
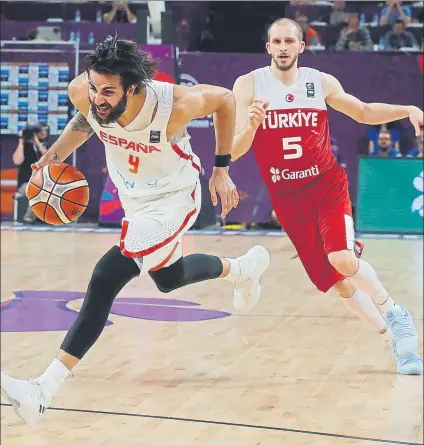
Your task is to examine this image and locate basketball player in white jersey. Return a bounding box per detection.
[1,36,270,425]
[231,19,423,374]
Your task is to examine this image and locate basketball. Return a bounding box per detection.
[26,163,89,225]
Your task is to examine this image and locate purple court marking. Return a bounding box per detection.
[111,302,229,322]
[0,291,231,332]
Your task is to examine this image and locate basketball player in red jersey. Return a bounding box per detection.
[232,18,423,374]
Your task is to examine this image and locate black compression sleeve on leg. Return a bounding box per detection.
[61,245,140,359]
[149,253,223,293]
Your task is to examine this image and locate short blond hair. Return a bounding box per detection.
[267,18,303,41]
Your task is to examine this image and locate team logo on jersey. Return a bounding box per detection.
[306,83,315,98]
[149,130,161,143]
[286,94,294,102]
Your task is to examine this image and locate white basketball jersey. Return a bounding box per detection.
[86,80,201,206]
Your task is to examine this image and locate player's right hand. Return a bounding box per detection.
[31,153,57,173]
[247,99,269,130]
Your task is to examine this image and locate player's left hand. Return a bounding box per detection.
[209,167,239,218]
[408,106,423,136]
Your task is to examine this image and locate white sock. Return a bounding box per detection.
[36,358,71,399]
[341,289,387,332]
[378,295,399,313]
[349,259,390,306]
[222,258,242,282]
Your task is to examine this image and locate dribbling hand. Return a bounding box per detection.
[248,99,269,131]
[31,153,59,174]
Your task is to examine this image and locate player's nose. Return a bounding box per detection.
[94,94,105,106]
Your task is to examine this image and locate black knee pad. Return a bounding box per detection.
[88,246,140,297]
[148,254,223,294]
[149,257,185,293]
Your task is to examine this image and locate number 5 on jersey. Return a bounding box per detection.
[128,155,139,174]
[282,137,303,160]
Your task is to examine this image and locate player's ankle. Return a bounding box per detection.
[36,358,71,398]
[222,258,242,282]
[379,296,399,313]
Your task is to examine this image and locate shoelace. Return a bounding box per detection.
[387,310,417,341]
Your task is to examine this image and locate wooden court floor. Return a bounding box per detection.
[1,229,423,445]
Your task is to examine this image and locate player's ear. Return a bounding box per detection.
[266,42,271,55]
[126,85,136,97]
[299,40,306,54]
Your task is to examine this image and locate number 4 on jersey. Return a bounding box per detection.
[128,155,139,173]
[282,137,303,160]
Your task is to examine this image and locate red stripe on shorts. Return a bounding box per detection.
[120,185,197,259]
[149,242,180,271]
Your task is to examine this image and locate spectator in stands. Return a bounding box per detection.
[368,121,402,153]
[328,0,347,26]
[295,13,320,47]
[331,137,347,169]
[175,17,190,52]
[103,1,136,24]
[382,20,419,50]
[197,29,215,52]
[369,130,402,157]
[13,123,49,224]
[380,0,412,25]
[336,13,373,51]
[407,128,423,158]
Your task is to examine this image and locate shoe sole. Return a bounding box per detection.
[1,383,27,425]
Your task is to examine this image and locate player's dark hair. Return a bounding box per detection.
[85,35,158,93]
[267,18,303,41]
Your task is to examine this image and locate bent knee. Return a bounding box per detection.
[331,278,356,298]
[328,250,358,276]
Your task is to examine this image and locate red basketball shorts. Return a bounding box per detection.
[272,164,362,293]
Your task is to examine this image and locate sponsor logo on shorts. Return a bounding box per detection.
[270,165,319,182]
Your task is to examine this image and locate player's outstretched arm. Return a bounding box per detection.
[231,74,268,161]
[32,78,94,172]
[171,84,239,218]
[322,73,423,136]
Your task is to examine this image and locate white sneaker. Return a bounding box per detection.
[1,371,51,426]
[232,245,270,312]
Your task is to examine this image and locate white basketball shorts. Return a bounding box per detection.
[118,180,201,273]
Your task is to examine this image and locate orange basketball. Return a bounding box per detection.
[26,163,89,225]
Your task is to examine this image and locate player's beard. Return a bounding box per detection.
[89,92,128,126]
[273,53,299,72]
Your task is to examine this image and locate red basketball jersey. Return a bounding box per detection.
[251,67,336,193]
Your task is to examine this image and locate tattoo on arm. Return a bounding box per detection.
[52,153,59,161]
[70,112,94,137]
